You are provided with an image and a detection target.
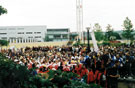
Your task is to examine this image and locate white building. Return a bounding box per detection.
[0,26,46,43]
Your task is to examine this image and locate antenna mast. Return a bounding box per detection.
[76,0,83,42]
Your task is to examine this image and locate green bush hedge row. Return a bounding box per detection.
[73,41,126,47]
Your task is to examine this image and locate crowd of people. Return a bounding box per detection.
[1,45,135,88]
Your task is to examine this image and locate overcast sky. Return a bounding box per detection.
[0,0,135,32]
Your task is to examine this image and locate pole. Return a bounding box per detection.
[86,27,90,52]
[84,31,85,44]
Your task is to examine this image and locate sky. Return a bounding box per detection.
[0,0,135,32]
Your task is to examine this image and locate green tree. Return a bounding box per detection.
[122,17,134,44]
[44,35,49,41]
[0,40,9,46]
[93,23,104,42]
[105,24,114,41]
[112,32,121,40]
[0,6,7,15]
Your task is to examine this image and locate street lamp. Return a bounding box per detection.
[83,31,85,44]
[86,27,90,52]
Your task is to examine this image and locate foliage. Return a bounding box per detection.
[0,53,102,88]
[93,23,104,41]
[73,40,81,46]
[111,32,121,40]
[102,41,110,46]
[122,17,134,43]
[94,31,104,42]
[0,40,9,46]
[64,81,101,88]
[110,43,126,46]
[105,24,114,41]
[0,6,7,16]
[102,41,126,46]
[49,70,101,88]
[104,24,122,41]
[0,53,53,88]
[67,41,73,45]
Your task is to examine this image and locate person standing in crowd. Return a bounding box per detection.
[2,45,135,88]
[87,68,95,84]
[107,60,120,88]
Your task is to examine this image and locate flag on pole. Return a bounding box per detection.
[90,30,99,52]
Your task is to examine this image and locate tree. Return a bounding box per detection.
[112,32,121,40]
[0,6,7,15]
[93,23,104,42]
[105,24,114,41]
[0,40,9,46]
[122,17,134,44]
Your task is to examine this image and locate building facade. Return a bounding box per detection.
[46,28,70,42]
[0,26,46,43]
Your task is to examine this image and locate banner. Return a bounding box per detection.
[90,31,99,52]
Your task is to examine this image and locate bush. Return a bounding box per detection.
[73,41,80,46]
[0,53,53,88]
[67,41,73,45]
[102,41,110,46]
[0,53,102,88]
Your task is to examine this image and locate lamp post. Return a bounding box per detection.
[86,27,90,52]
[83,31,85,44]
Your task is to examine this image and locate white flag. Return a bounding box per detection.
[90,31,99,52]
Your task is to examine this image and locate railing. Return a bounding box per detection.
[118,77,135,88]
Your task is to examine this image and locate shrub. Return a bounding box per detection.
[102,41,110,46]
[0,53,102,88]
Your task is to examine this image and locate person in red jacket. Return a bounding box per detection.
[75,63,82,77]
[94,69,99,83]
[80,65,88,83]
[80,65,88,78]
[63,64,70,72]
[87,68,95,84]
[97,68,106,88]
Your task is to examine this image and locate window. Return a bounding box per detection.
[0,28,7,30]
[54,35,61,39]
[34,32,41,34]
[28,36,33,38]
[47,29,69,32]
[9,28,16,30]
[37,32,41,34]
[18,28,24,30]
[18,32,24,34]
[0,33,7,35]
[26,32,32,34]
[35,36,41,38]
[63,35,68,39]
[1,37,7,39]
[9,37,16,39]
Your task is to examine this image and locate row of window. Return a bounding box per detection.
[47,29,69,32]
[48,35,68,39]
[18,32,41,34]
[0,32,41,35]
[0,33,7,35]
[0,28,24,30]
[28,36,41,38]
[1,36,41,39]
